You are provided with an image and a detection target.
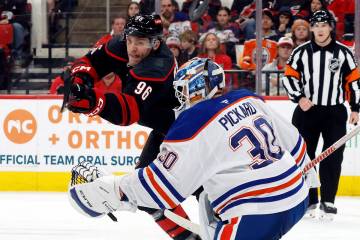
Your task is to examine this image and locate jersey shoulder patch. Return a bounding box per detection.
[105,36,128,62]
[165,90,262,142]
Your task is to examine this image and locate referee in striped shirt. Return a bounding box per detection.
[282,10,360,220]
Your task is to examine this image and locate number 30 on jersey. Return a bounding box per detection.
[230,116,284,169]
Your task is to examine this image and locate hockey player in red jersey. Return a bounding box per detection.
[65,14,199,240]
[69,58,319,239]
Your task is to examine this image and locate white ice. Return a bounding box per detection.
[0,192,359,240]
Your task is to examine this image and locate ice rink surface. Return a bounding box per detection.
[0,192,359,240]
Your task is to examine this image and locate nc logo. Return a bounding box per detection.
[3,109,37,144]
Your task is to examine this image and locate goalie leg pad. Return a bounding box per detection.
[199,192,219,240]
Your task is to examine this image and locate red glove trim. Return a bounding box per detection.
[71,57,100,83]
[87,88,106,117]
[123,94,139,124]
[116,93,129,125]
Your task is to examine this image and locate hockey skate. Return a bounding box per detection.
[304,203,317,218]
[319,202,337,221]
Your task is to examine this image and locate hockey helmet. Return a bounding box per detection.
[309,10,334,27]
[125,14,163,39]
[173,58,225,111]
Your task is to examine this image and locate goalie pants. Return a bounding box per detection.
[213,197,308,240]
[292,104,347,205]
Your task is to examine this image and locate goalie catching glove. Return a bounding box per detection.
[68,161,136,218]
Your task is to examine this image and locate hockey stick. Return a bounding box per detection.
[164,209,201,235]
[60,68,72,113]
[303,125,360,173]
[165,125,360,235]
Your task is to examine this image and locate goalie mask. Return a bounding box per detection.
[173,58,225,112]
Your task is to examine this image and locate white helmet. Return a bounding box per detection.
[173,57,225,112]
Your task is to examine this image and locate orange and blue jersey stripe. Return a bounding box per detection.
[291,135,307,168]
[211,164,304,215]
[138,163,185,209]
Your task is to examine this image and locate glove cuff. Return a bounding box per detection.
[87,88,106,117]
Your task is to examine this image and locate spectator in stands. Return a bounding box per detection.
[262,36,294,95]
[139,0,154,15]
[171,0,180,12]
[182,0,222,21]
[238,8,279,41]
[198,32,232,89]
[230,0,276,20]
[231,1,280,40]
[275,6,293,37]
[183,0,213,34]
[261,8,280,41]
[127,1,140,19]
[0,0,31,67]
[296,0,328,20]
[201,6,241,63]
[47,0,58,35]
[291,18,310,48]
[93,16,126,47]
[160,0,191,37]
[272,0,307,14]
[165,35,187,65]
[48,0,77,39]
[230,0,253,19]
[179,30,198,63]
[239,38,278,71]
[327,0,354,40]
[239,8,279,71]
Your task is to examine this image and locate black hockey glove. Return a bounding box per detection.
[67,83,106,116]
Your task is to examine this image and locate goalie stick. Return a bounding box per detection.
[302,125,360,173]
[165,125,360,236]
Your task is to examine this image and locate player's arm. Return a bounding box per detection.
[118,140,211,210]
[70,37,128,88]
[282,48,305,103]
[342,48,360,113]
[67,66,175,127]
[66,38,137,123]
[68,118,214,216]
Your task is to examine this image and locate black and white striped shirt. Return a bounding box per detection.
[282,39,360,112]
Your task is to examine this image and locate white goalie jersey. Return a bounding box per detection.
[119,89,312,220]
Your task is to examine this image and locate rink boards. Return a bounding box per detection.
[0,95,359,195]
